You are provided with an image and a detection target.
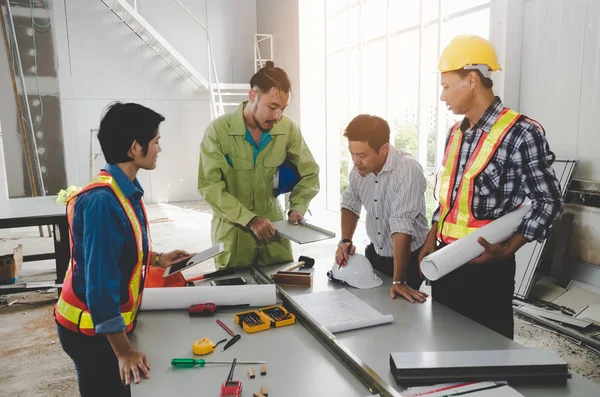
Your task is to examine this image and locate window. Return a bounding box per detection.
[325,0,491,220]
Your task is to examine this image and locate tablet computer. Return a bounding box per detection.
[162,242,225,278]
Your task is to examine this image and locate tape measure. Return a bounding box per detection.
[192,337,226,355]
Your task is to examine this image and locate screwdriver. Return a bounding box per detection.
[171,358,266,368]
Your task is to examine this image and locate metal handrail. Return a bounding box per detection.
[175,0,224,117]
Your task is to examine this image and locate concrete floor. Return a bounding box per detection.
[0,200,599,396]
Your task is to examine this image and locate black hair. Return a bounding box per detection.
[344,114,390,152]
[456,68,494,89]
[250,61,291,94]
[97,102,165,164]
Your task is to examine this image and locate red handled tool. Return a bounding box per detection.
[188,303,249,317]
[220,358,242,397]
[216,319,241,351]
[184,268,235,285]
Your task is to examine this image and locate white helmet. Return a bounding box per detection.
[327,254,383,289]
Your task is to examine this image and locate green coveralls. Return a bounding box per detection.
[198,102,320,268]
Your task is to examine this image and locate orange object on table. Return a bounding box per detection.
[145,266,187,288]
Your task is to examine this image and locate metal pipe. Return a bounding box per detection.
[175,0,223,115]
[4,0,45,196]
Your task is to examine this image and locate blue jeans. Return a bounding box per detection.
[56,323,130,397]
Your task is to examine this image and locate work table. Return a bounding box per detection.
[131,258,600,396]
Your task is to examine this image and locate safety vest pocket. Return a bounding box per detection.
[476,161,504,196]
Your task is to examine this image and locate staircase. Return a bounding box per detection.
[100,1,273,120]
[210,83,249,119]
[100,0,210,91]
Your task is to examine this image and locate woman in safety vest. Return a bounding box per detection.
[55,103,190,396]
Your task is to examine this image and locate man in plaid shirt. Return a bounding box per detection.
[419,35,563,339]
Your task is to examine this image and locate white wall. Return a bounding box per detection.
[519,0,599,181]
[51,0,256,203]
[517,0,600,265]
[256,0,300,123]
[298,0,326,211]
[256,0,327,212]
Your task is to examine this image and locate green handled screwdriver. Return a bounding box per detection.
[171,358,266,368]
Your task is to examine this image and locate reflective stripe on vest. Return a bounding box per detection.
[55,171,150,335]
[436,108,521,244]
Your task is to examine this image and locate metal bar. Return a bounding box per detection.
[175,0,224,115]
[0,283,62,294]
[513,300,593,329]
[54,220,70,284]
[254,33,259,72]
[175,0,209,33]
[255,33,264,72]
[251,266,403,397]
[23,253,56,262]
[270,34,273,64]
[178,0,220,117]
[514,305,600,351]
[3,0,45,196]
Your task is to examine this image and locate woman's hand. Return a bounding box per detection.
[158,250,191,268]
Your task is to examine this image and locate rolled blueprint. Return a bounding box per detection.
[421,203,531,281]
[140,284,277,311]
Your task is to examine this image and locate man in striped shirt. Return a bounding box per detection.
[336,115,430,303]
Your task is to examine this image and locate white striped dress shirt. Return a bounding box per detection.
[341,146,429,256]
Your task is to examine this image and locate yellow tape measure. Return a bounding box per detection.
[192,337,226,355]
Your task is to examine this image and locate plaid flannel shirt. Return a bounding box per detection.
[432,97,564,242]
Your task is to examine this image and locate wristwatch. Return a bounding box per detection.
[337,238,352,247]
[392,280,407,285]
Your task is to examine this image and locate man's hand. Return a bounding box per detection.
[418,236,436,265]
[247,217,277,240]
[418,235,437,279]
[469,237,515,265]
[288,210,304,225]
[335,242,356,266]
[158,250,191,268]
[390,284,428,303]
[116,348,150,387]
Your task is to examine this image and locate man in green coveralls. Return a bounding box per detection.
[198,62,320,268]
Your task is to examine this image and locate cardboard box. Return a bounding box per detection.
[0,244,23,285]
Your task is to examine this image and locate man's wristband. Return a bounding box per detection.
[392,280,407,285]
[338,238,352,247]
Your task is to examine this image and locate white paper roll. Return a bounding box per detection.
[140,284,277,311]
[421,203,531,281]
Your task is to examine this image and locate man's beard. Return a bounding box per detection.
[252,108,275,132]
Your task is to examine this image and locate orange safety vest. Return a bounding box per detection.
[55,171,151,336]
[436,108,521,244]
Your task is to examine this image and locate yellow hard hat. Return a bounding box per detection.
[438,35,502,73]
